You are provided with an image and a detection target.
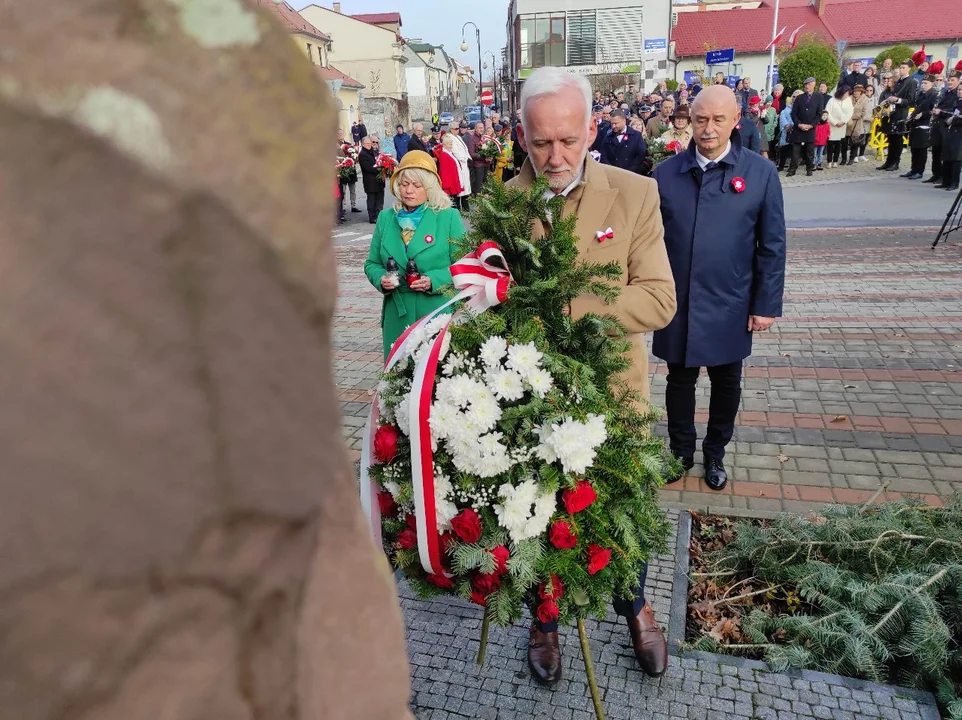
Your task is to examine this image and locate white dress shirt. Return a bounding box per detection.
[695,141,732,170]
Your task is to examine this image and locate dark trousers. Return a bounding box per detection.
[665,361,743,461]
[534,564,648,632]
[931,144,943,179]
[885,135,904,168]
[827,138,848,164]
[471,166,488,196]
[944,161,962,188]
[790,142,814,171]
[910,147,929,175]
[449,194,467,212]
[777,145,792,170]
[365,189,384,222]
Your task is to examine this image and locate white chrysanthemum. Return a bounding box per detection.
[489,369,525,402]
[479,336,508,368]
[467,396,502,433]
[442,351,466,376]
[394,392,412,436]
[583,413,608,447]
[438,331,452,362]
[494,478,556,543]
[383,480,401,500]
[533,414,608,475]
[506,342,543,377]
[423,313,452,337]
[527,368,553,398]
[429,399,458,441]
[434,470,458,531]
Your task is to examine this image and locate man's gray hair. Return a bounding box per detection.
[520,67,592,131]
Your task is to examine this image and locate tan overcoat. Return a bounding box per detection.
[508,157,677,400]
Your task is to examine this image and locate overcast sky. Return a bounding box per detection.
[291,1,510,78]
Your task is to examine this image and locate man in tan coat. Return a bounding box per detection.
[507,66,677,687]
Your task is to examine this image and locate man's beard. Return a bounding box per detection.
[536,147,587,192]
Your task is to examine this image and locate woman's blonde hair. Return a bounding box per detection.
[441,133,454,148]
[392,167,452,212]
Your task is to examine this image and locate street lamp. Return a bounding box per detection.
[461,22,482,111]
[482,50,499,112]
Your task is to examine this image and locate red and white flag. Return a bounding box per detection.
[788,23,806,48]
[766,26,787,51]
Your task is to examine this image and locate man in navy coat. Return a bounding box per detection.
[652,85,786,490]
[599,109,648,175]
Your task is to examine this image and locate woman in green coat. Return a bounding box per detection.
[364,150,467,360]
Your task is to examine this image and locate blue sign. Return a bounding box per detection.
[768,64,779,84]
[706,48,735,65]
[727,75,740,88]
[683,71,701,86]
[644,38,667,54]
[948,45,959,60]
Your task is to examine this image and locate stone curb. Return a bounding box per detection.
[666,507,942,717]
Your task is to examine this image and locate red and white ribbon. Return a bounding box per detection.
[480,135,503,151]
[360,243,513,575]
[596,227,614,242]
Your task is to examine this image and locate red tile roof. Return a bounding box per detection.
[673,6,832,57]
[350,12,402,27]
[821,0,962,45]
[253,0,330,41]
[674,0,962,57]
[318,65,365,89]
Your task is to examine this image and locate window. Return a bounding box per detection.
[519,13,565,69]
[567,10,596,66]
[306,43,313,63]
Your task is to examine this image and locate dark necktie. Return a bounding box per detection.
[704,161,718,171]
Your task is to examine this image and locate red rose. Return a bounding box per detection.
[440,531,457,554]
[549,520,578,549]
[471,571,502,596]
[373,424,401,463]
[377,491,397,517]
[426,573,454,589]
[451,508,482,543]
[491,546,510,575]
[586,544,611,575]
[536,600,560,624]
[666,140,682,153]
[398,527,417,550]
[406,514,417,530]
[538,575,564,601]
[470,590,488,606]
[563,481,597,514]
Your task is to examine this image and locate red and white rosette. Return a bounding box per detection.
[360,243,513,575]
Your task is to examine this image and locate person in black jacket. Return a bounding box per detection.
[357,136,385,223]
[351,119,367,145]
[407,123,429,154]
[928,71,961,185]
[843,59,868,95]
[879,62,918,171]
[735,106,761,153]
[598,110,648,174]
[789,77,824,176]
[904,75,938,179]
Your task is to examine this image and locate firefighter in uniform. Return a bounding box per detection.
[903,74,938,179]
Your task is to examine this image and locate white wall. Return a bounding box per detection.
[406,66,427,95]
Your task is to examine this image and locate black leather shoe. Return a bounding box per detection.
[876,164,889,170]
[923,176,941,184]
[704,457,728,491]
[527,625,562,686]
[947,185,960,191]
[806,169,813,176]
[786,169,796,177]
[885,165,900,172]
[665,455,694,485]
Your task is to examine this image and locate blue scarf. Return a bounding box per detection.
[396,203,428,245]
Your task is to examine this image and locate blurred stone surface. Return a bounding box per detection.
[0,1,410,718]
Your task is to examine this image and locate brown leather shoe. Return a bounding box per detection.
[627,603,668,678]
[527,624,562,686]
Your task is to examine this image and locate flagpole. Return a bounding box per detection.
[767,0,780,95]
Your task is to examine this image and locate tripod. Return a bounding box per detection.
[932,185,962,248]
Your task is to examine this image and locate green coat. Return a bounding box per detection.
[364,206,467,359]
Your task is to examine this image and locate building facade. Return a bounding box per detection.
[504,0,673,109]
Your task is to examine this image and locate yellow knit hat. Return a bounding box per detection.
[391,150,440,194]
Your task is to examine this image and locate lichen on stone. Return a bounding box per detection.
[168,0,262,49]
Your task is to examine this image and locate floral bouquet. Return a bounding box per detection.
[361,179,674,716]
[375,153,397,182]
[336,156,357,183]
[476,134,503,162]
[647,136,684,169]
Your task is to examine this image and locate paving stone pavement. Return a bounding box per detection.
[335,227,962,518]
[335,227,955,718]
[397,509,940,720]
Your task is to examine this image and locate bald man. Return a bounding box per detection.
[652,85,786,491]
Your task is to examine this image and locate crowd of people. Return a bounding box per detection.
[334,50,962,224]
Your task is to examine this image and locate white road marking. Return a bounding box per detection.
[351,233,374,243]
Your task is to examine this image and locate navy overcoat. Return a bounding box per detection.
[652,138,786,368]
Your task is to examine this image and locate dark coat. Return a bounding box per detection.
[891,76,918,125]
[909,89,938,148]
[736,118,761,153]
[944,94,962,163]
[393,132,410,159]
[358,146,385,194]
[591,121,611,151]
[933,89,960,148]
[598,125,648,175]
[843,71,867,92]
[351,123,368,144]
[790,92,824,143]
[464,132,489,168]
[407,133,429,154]
[652,138,786,368]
